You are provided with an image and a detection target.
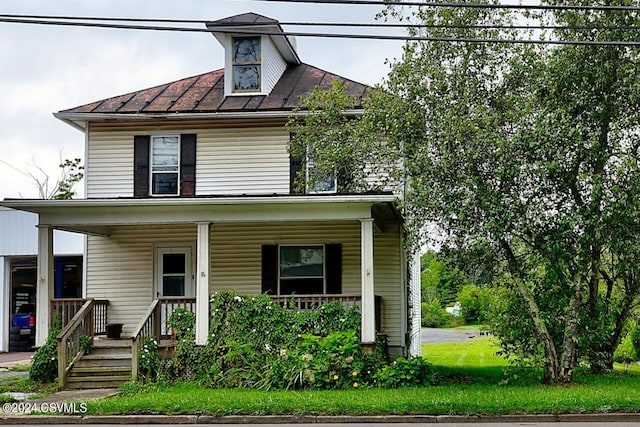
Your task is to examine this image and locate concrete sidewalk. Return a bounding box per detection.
[0,352,33,370]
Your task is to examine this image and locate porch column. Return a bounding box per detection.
[195,222,210,346]
[35,225,54,347]
[360,218,376,344]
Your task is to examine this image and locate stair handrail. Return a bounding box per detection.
[56,298,95,390]
[131,299,161,381]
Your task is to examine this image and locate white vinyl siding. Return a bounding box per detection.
[196,127,290,195]
[85,220,404,346]
[373,223,403,348]
[209,221,403,346]
[86,129,134,198]
[263,36,287,94]
[85,224,197,335]
[86,123,290,197]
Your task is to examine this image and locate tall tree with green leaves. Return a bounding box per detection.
[286,0,640,383]
[364,1,640,382]
[525,1,640,373]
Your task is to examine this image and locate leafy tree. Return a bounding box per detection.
[457,284,493,324]
[2,156,84,199]
[366,2,640,383]
[51,158,84,199]
[421,250,470,304]
[287,0,640,383]
[286,80,389,194]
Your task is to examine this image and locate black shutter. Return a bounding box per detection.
[325,244,342,294]
[180,134,197,197]
[290,156,303,194]
[133,135,150,198]
[261,245,278,294]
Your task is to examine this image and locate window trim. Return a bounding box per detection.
[277,244,326,295]
[149,134,181,197]
[231,35,262,94]
[305,145,337,194]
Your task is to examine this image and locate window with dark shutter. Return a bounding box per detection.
[134,134,197,197]
[325,244,342,294]
[133,135,150,198]
[180,134,197,197]
[290,156,303,194]
[261,244,342,295]
[261,245,278,294]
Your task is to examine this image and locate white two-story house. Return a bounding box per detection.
[2,13,421,366]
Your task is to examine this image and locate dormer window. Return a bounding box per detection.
[232,36,261,92]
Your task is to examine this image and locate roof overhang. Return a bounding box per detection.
[207,23,301,65]
[53,109,364,132]
[1,194,400,237]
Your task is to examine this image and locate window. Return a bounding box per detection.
[280,245,325,294]
[306,145,337,194]
[262,244,342,296]
[232,36,261,92]
[151,135,180,196]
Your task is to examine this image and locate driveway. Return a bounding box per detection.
[421,327,481,344]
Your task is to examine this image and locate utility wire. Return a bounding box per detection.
[236,0,640,12]
[2,13,639,32]
[2,16,640,46]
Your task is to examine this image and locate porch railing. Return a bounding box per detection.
[270,293,361,310]
[51,298,109,335]
[270,294,381,330]
[56,299,108,389]
[131,297,196,381]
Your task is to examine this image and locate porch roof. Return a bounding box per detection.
[1,194,400,237]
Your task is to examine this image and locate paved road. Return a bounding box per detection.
[422,327,484,344]
[4,423,639,427]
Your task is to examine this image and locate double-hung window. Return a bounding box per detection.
[279,245,325,294]
[306,145,337,194]
[262,243,342,295]
[151,135,180,196]
[232,36,261,92]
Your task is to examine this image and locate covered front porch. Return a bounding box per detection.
[51,292,378,388]
[3,195,404,354]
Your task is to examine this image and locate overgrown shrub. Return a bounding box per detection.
[373,357,434,388]
[29,316,62,383]
[163,290,425,390]
[139,337,161,383]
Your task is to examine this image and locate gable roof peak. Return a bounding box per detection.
[206,12,279,27]
[206,12,300,65]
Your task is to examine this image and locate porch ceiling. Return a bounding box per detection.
[1,194,400,236]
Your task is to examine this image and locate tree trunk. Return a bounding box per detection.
[500,240,563,384]
[558,276,582,382]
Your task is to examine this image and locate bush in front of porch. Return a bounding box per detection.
[140,290,433,390]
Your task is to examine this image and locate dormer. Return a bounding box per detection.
[206,13,301,97]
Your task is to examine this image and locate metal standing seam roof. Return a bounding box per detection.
[58,63,370,116]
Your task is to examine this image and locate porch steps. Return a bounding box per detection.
[66,339,132,389]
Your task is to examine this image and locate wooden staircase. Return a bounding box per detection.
[65,338,132,389]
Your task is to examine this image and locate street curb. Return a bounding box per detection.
[2,413,640,424]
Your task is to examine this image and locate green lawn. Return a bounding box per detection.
[83,335,640,416]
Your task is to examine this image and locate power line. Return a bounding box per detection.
[2,14,639,32]
[1,16,640,46]
[236,0,640,12]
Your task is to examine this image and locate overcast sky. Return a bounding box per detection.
[0,0,404,200]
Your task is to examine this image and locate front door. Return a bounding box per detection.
[155,246,194,298]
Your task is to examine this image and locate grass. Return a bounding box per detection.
[86,378,640,416]
[83,335,640,416]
